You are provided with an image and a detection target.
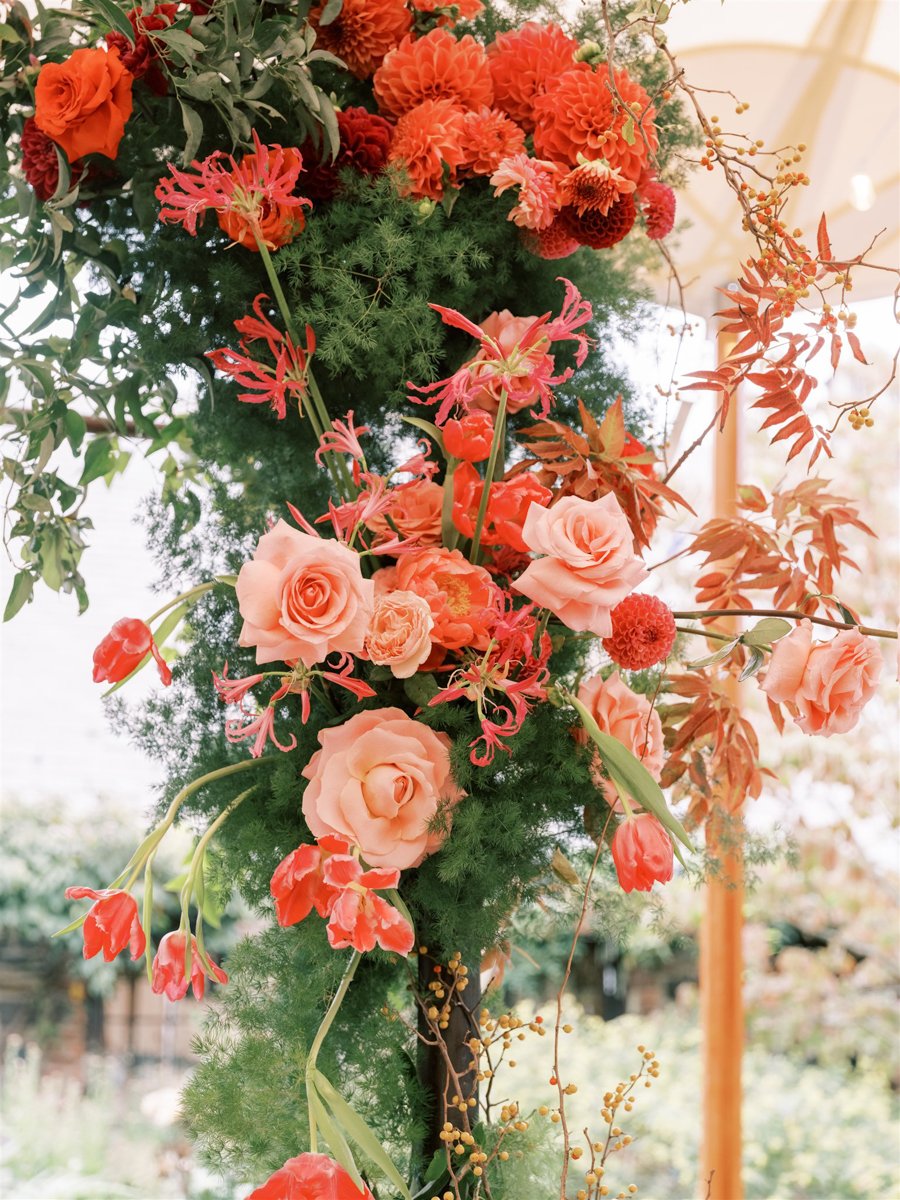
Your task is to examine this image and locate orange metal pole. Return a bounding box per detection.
[700,330,744,1200]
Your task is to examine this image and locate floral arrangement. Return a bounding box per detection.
[2,1,897,1198]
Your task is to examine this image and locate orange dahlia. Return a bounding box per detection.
[308,0,412,80]
[533,63,658,181]
[557,157,636,217]
[373,29,493,118]
[459,107,526,177]
[487,22,578,131]
[388,97,467,200]
[410,0,484,24]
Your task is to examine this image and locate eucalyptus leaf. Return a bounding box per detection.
[3,570,33,622]
[686,638,739,669]
[742,617,792,647]
[738,646,765,681]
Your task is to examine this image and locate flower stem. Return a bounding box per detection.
[179,785,256,921]
[470,390,507,563]
[146,580,216,626]
[672,608,897,639]
[306,950,362,1152]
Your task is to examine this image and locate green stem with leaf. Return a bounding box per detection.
[306,950,362,1153]
[470,390,508,563]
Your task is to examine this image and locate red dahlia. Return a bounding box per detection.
[558,192,636,250]
[520,216,580,260]
[21,117,82,200]
[602,593,676,670]
[302,107,394,201]
[639,178,676,240]
[107,4,178,97]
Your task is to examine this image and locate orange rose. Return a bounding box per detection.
[34,47,134,162]
[365,479,443,549]
[365,590,434,678]
[374,547,498,650]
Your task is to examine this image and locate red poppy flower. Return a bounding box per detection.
[443,411,494,461]
[322,856,415,955]
[92,617,172,686]
[151,930,228,1002]
[610,814,673,893]
[64,887,146,962]
[248,1153,376,1200]
[270,835,353,927]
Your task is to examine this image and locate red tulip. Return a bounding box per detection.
[322,857,414,955]
[248,1153,375,1200]
[443,411,494,462]
[151,930,227,1002]
[270,835,353,927]
[64,886,146,962]
[92,617,172,686]
[610,813,673,893]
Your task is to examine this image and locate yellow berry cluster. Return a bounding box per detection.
[468,1008,548,1090]
[848,406,874,430]
[420,947,471,1031]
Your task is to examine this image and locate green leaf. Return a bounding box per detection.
[314,1071,412,1200]
[742,617,791,647]
[400,415,444,455]
[318,0,343,25]
[79,436,115,485]
[309,1090,364,1191]
[621,115,636,145]
[86,0,135,42]
[179,101,204,164]
[686,638,739,669]
[568,692,694,852]
[385,888,414,937]
[213,573,238,587]
[4,570,33,621]
[738,647,765,681]
[63,408,87,452]
[403,672,439,708]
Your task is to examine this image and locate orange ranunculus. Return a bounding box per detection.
[443,411,494,462]
[374,547,498,651]
[365,478,444,548]
[34,47,134,162]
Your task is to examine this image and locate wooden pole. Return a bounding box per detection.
[700,329,744,1200]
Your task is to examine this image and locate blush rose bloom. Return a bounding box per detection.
[760,620,882,736]
[302,707,464,869]
[513,493,647,637]
[365,590,434,678]
[577,671,664,810]
[236,519,374,666]
[365,479,443,547]
[34,47,134,162]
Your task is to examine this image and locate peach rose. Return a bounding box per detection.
[236,519,374,667]
[760,620,882,736]
[365,590,434,678]
[469,310,541,414]
[302,707,464,868]
[373,547,498,650]
[577,671,664,810]
[365,479,443,548]
[34,47,134,162]
[513,493,647,637]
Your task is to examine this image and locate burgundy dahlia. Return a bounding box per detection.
[107,4,178,97]
[602,593,676,670]
[21,117,82,200]
[639,179,676,240]
[301,107,394,201]
[558,192,636,250]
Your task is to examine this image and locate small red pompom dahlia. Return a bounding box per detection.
[520,216,580,261]
[373,29,493,119]
[92,617,172,685]
[639,177,677,240]
[610,813,673,893]
[602,593,676,669]
[21,117,83,201]
[107,4,178,97]
[487,21,579,131]
[558,191,636,249]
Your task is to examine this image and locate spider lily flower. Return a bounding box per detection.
[315,410,370,466]
[155,131,310,250]
[224,679,297,758]
[207,294,315,420]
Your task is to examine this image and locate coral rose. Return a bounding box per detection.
[373,30,493,119]
[365,479,443,547]
[302,707,464,869]
[576,671,664,809]
[365,590,434,678]
[374,547,498,650]
[34,47,134,162]
[513,494,648,637]
[249,1154,375,1200]
[760,620,882,736]
[308,0,412,79]
[236,519,374,667]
